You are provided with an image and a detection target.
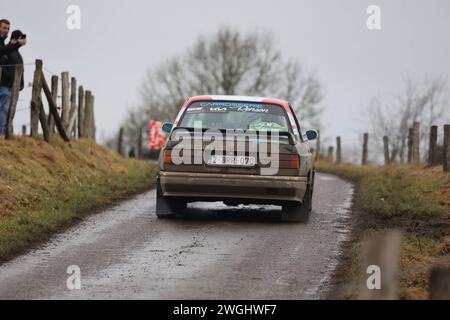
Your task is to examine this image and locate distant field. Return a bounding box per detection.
[0,136,158,262]
[317,161,450,299]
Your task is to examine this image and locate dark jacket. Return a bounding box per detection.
[0,36,24,90]
[0,35,20,56]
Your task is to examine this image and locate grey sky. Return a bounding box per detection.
[2,0,450,146]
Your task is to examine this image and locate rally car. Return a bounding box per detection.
[156,95,317,222]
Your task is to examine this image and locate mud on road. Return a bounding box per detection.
[0,173,353,300]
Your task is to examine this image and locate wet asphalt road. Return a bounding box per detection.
[0,173,353,300]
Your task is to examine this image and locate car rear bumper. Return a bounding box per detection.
[159,171,307,203]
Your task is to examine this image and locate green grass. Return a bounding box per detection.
[317,162,448,219]
[316,161,450,299]
[0,136,158,261]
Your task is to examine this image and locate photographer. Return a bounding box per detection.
[0,19,25,55]
[0,20,26,135]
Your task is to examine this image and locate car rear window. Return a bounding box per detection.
[179,101,292,132]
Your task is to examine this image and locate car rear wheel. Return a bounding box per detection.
[281,180,313,223]
[156,180,187,219]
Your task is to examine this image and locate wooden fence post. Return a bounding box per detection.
[412,121,420,164]
[47,75,58,133]
[407,127,413,164]
[327,146,334,161]
[84,91,94,140]
[0,68,2,124]
[362,133,369,165]
[5,64,23,139]
[383,136,390,165]
[38,98,50,142]
[117,127,124,156]
[77,86,84,138]
[30,60,43,137]
[60,72,70,131]
[444,124,450,172]
[90,94,96,142]
[359,231,401,300]
[67,77,78,137]
[21,125,26,136]
[83,90,91,139]
[315,129,321,160]
[428,125,438,166]
[429,264,450,300]
[41,72,69,142]
[137,126,143,159]
[336,136,342,164]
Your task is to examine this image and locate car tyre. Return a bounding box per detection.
[281,179,313,223]
[156,180,186,219]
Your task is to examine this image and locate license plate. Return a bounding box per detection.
[207,155,256,167]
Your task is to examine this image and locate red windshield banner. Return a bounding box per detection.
[148,120,167,151]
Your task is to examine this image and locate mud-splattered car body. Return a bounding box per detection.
[156,95,317,221]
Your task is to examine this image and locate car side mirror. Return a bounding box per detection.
[162,122,173,134]
[305,129,318,141]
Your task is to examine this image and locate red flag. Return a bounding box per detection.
[148,120,167,151]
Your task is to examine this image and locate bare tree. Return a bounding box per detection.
[369,76,449,162]
[280,62,324,129]
[119,27,324,146]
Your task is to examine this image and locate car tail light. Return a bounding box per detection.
[278,154,300,169]
[163,150,172,164]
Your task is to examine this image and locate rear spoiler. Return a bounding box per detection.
[169,127,296,145]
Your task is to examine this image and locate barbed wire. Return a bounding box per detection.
[0,62,35,67]
[1,63,64,76]
[42,66,57,76]
[2,61,81,108]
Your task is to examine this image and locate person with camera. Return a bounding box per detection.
[0,19,26,135]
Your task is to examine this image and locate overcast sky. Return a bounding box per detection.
[2,0,450,146]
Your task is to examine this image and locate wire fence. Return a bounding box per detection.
[318,121,450,172]
[1,59,96,142]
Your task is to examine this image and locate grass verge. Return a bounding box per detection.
[0,136,158,262]
[316,161,450,299]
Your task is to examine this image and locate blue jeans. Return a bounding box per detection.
[0,86,12,135]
